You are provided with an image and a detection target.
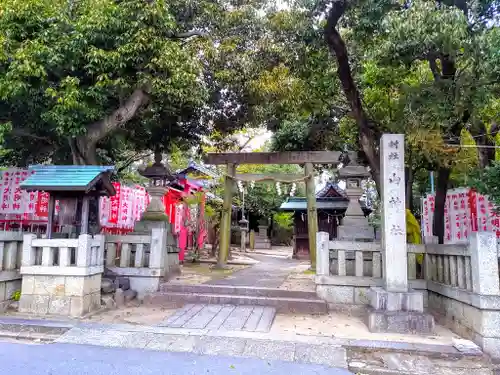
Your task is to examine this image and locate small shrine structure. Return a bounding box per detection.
[279,182,370,259]
[20,165,116,238]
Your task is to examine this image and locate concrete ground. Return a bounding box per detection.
[209,253,305,288]
[168,262,251,285]
[0,340,353,375]
[0,315,494,374]
[0,246,494,373]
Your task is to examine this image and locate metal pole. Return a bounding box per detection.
[430,171,435,195]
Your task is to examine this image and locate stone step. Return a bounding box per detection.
[146,292,328,314]
[159,284,319,300]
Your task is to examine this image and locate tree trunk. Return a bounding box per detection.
[472,121,497,168]
[405,167,414,212]
[69,88,149,165]
[433,167,451,244]
[324,1,381,191]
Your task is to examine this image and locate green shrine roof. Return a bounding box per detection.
[20,165,116,195]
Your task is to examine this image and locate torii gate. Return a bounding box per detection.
[204,151,351,270]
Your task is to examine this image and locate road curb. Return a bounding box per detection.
[0,316,486,360]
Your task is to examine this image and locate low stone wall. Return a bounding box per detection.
[0,232,23,311]
[19,234,104,317]
[316,276,428,311]
[104,227,174,299]
[316,230,500,357]
[428,286,500,357]
[316,235,426,310]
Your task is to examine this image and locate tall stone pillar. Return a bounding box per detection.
[337,165,373,241]
[367,134,434,334]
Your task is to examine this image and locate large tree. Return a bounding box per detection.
[0,0,277,166]
[271,0,499,242]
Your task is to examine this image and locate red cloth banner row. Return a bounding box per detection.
[422,188,500,242]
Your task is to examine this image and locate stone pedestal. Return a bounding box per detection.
[366,287,434,333]
[254,225,271,249]
[337,166,373,241]
[19,234,103,317]
[141,186,169,221]
[367,134,434,334]
[133,184,180,278]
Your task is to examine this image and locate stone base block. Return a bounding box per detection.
[165,253,180,278]
[366,308,435,334]
[19,273,101,317]
[337,224,374,241]
[369,287,424,312]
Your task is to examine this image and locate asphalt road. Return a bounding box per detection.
[0,341,353,375]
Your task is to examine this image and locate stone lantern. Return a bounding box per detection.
[138,151,174,221]
[239,218,249,252]
[135,150,180,277]
[337,150,374,241]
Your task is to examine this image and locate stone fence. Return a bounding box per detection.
[0,224,178,315]
[316,231,500,357]
[0,232,23,311]
[104,229,165,299]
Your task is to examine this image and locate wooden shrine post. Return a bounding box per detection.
[304,162,318,270]
[218,163,235,268]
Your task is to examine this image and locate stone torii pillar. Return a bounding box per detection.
[367,134,434,334]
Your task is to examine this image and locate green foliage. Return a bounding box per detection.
[368,199,381,229]
[237,163,305,218]
[272,212,294,230]
[11,290,21,301]
[0,0,286,166]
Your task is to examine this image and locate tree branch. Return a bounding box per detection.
[324,0,381,188]
[117,152,153,173]
[85,88,150,145]
[428,57,441,81]
[10,129,53,142]
[174,31,207,39]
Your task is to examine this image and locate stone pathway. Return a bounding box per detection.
[209,253,301,288]
[157,304,276,333]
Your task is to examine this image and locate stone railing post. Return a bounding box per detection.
[150,227,166,272]
[316,232,330,276]
[21,234,36,267]
[0,232,24,310]
[469,231,500,296]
